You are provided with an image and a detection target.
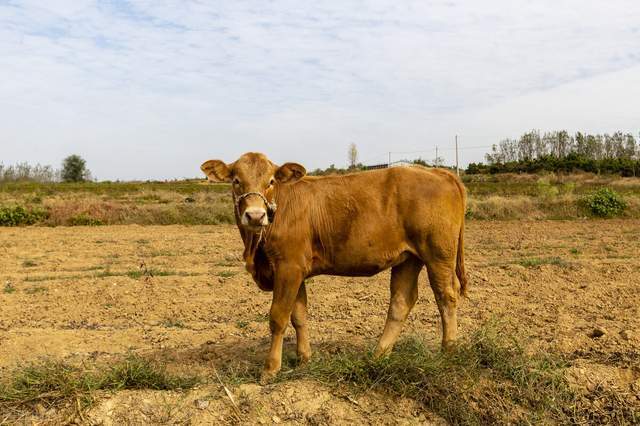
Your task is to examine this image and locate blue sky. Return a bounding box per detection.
[1,1,640,180]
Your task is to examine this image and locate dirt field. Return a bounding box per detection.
[1,220,639,424]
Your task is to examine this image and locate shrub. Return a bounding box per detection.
[582,188,627,217]
[0,206,48,226]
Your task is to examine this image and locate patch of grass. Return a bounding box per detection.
[215,260,237,267]
[84,265,105,271]
[3,282,16,294]
[518,256,569,268]
[0,354,199,418]
[570,248,581,255]
[126,270,145,279]
[236,320,249,329]
[161,318,186,329]
[24,285,47,294]
[254,313,269,322]
[21,259,37,267]
[247,322,636,425]
[126,268,191,279]
[149,249,177,257]
[24,273,85,282]
[216,270,237,278]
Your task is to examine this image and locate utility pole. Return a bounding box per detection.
[455,135,459,175]
[388,152,391,167]
[435,146,438,167]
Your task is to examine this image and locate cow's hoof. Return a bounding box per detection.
[297,351,311,365]
[441,340,457,353]
[259,370,277,385]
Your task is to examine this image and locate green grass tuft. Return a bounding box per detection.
[160,318,186,329]
[0,354,199,417]
[216,270,237,278]
[24,285,47,294]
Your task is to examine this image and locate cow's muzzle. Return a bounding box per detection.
[234,192,277,230]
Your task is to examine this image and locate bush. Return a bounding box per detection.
[582,188,627,217]
[0,206,48,226]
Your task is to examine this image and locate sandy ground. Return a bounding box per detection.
[1,221,639,424]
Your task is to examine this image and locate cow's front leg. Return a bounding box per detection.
[261,264,303,384]
[291,282,311,364]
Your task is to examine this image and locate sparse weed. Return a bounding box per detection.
[217,270,237,278]
[24,286,47,294]
[518,256,569,268]
[161,318,186,329]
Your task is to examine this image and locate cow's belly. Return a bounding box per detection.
[310,246,414,277]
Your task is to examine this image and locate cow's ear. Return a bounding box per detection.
[275,162,306,183]
[201,160,231,182]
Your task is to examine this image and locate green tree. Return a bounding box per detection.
[61,155,91,182]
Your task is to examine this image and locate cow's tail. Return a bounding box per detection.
[454,176,468,298]
[456,220,468,297]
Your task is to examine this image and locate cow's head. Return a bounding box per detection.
[201,152,306,232]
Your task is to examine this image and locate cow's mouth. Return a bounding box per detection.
[244,223,267,233]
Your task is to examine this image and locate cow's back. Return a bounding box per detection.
[270,166,465,277]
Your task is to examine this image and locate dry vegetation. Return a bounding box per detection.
[1,171,640,227]
[464,172,640,220]
[0,180,234,226]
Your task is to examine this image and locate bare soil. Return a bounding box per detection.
[1,221,639,424]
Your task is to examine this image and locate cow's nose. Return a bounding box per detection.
[244,210,266,224]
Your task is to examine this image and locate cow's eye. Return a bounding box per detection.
[269,178,275,186]
[232,178,240,185]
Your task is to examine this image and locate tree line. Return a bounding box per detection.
[467,130,640,176]
[0,155,92,183]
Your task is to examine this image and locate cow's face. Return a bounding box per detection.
[201,152,306,232]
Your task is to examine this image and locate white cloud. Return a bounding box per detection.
[0,0,639,179]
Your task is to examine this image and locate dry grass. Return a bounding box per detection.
[0,354,199,422]
[218,321,639,425]
[468,193,640,220]
[2,175,640,225]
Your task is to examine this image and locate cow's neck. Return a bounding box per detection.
[238,225,274,291]
[239,226,261,272]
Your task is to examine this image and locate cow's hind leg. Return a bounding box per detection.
[291,282,311,364]
[373,256,423,357]
[424,259,460,350]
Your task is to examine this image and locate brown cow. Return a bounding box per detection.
[201,152,467,383]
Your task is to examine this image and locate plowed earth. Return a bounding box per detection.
[1,221,639,424]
